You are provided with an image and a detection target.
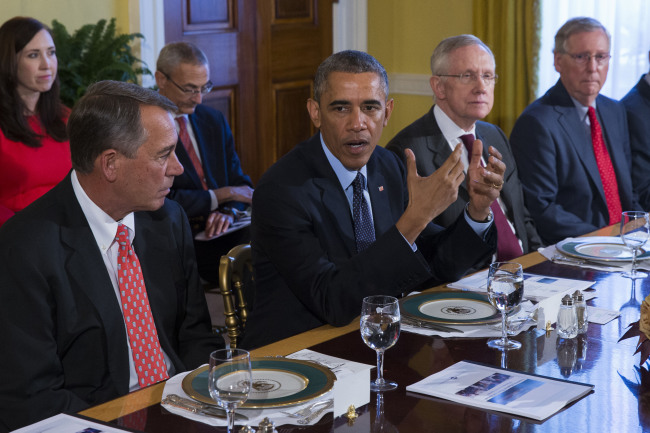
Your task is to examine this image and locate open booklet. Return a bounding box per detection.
[194,216,251,241]
[406,361,593,421]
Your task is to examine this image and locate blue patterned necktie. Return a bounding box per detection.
[352,172,375,252]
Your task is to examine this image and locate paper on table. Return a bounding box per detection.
[406,361,594,421]
[12,413,130,432]
[194,216,251,241]
[161,368,332,427]
[587,306,620,324]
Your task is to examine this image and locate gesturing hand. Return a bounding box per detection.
[466,138,505,221]
[396,145,465,244]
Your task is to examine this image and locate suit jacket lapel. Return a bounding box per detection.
[551,82,606,203]
[367,157,393,237]
[58,179,130,393]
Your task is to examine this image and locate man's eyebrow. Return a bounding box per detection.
[328,99,351,107]
[157,144,176,156]
[362,99,382,105]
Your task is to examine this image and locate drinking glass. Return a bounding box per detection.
[487,262,524,351]
[360,295,400,391]
[620,211,650,279]
[208,348,252,433]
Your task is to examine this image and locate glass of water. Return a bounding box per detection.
[487,262,524,351]
[620,211,650,279]
[361,295,400,391]
[208,348,252,433]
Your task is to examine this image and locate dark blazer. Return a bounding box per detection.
[240,134,496,350]
[169,104,252,219]
[621,75,650,210]
[386,107,542,269]
[0,174,223,431]
[510,80,640,245]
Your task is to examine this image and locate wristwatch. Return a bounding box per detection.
[465,202,494,223]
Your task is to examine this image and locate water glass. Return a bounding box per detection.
[208,348,252,433]
[360,295,400,391]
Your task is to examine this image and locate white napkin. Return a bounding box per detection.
[160,369,333,427]
[402,300,537,338]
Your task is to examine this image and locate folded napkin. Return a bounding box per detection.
[402,300,537,338]
[161,369,333,427]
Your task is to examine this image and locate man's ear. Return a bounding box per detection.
[97,149,120,183]
[306,98,321,128]
[383,98,394,126]
[430,75,446,101]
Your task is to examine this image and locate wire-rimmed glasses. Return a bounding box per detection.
[161,71,213,95]
[436,72,498,86]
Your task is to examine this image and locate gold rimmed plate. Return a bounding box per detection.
[400,291,519,325]
[182,357,336,409]
[556,236,650,262]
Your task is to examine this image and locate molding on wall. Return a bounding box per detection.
[136,0,165,88]
[333,0,367,52]
[388,73,431,96]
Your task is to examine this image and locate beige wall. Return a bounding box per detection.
[1,0,130,36]
[368,0,474,146]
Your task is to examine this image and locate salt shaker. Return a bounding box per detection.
[572,290,588,334]
[557,294,578,338]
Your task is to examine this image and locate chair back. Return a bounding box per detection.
[219,243,253,348]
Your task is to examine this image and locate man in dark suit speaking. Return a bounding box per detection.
[241,50,504,349]
[387,35,541,269]
[0,81,224,431]
[510,17,640,244]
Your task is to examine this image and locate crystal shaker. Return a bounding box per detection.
[572,290,588,334]
[557,294,578,338]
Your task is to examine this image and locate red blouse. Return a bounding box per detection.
[0,115,71,225]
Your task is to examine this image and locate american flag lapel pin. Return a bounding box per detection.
[378,186,384,192]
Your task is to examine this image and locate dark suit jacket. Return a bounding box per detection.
[510,80,640,245]
[240,134,496,350]
[386,107,542,269]
[0,174,223,431]
[169,105,252,219]
[621,75,650,210]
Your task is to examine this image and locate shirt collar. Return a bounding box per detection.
[433,105,476,143]
[569,95,597,122]
[71,170,136,250]
[320,133,368,190]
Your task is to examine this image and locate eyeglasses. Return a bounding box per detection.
[161,71,213,95]
[565,52,611,66]
[437,72,498,86]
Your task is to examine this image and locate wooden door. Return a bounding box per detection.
[163,0,334,183]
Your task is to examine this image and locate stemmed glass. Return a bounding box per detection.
[486,262,524,351]
[620,211,650,279]
[360,295,400,391]
[208,348,252,433]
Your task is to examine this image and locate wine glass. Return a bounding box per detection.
[487,262,524,351]
[620,211,650,279]
[360,295,400,391]
[208,348,252,433]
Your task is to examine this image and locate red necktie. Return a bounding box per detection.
[588,106,622,225]
[460,134,523,261]
[115,224,169,388]
[177,117,208,190]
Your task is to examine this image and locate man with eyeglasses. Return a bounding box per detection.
[387,35,541,270]
[156,42,253,284]
[621,51,650,210]
[510,17,640,245]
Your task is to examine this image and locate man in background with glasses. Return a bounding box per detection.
[387,35,541,271]
[156,42,253,284]
[510,17,640,245]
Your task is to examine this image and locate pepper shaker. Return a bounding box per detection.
[572,290,588,334]
[557,294,578,338]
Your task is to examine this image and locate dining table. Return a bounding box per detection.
[78,225,650,432]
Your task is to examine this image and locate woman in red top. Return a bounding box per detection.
[0,17,71,227]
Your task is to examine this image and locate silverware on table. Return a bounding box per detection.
[161,393,249,421]
[297,399,334,425]
[281,399,333,418]
[401,317,464,333]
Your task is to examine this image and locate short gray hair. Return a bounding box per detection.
[313,50,389,102]
[430,34,495,76]
[69,81,178,174]
[554,17,610,54]
[156,41,209,74]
